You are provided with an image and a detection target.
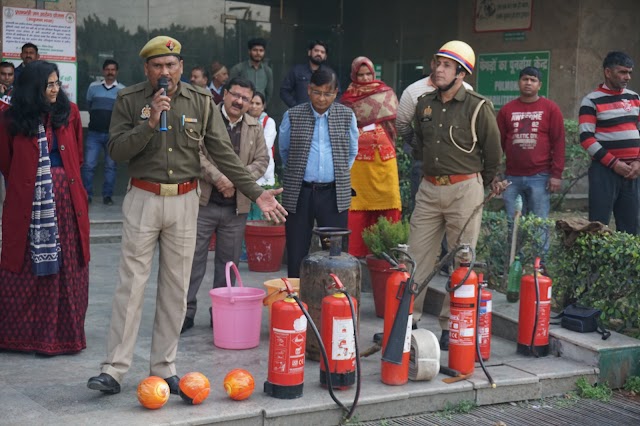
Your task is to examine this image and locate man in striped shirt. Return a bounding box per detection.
[579,51,640,234]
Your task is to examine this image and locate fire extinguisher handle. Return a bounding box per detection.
[328,273,345,290]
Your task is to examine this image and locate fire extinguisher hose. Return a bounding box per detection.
[475,286,496,388]
[291,293,361,422]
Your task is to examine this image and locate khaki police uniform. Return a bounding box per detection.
[99,36,264,383]
[409,85,502,329]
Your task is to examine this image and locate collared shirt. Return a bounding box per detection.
[107,80,263,201]
[221,104,244,130]
[413,84,502,184]
[279,62,315,108]
[102,79,120,90]
[396,76,473,147]
[229,60,273,104]
[208,82,224,95]
[279,104,359,182]
[87,79,125,132]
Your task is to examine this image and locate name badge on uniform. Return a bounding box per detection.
[420,105,433,122]
[184,117,198,123]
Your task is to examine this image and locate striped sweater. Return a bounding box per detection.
[579,85,640,167]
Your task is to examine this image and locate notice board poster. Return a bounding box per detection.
[475,0,533,33]
[2,7,77,101]
[476,51,550,109]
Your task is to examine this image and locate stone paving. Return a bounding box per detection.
[1,201,634,425]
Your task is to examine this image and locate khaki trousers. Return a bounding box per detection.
[408,175,484,330]
[101,185,199,383]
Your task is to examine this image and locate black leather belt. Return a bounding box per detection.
[302,181,335,190]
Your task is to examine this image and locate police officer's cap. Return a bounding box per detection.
[139,36,182,61]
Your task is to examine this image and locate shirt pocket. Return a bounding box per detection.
[182,121,203,149]
[448,123,474,152]
[419,122,436,142]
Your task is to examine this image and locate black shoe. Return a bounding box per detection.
[373,332,383,344]
[164,375,180,395]
[412,323,418,330]
[181,317,194,334]
[87,373,121,394]
[103,196,114,206]
[440,330,450,351]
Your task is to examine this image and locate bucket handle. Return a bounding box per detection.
[225,261,244,304]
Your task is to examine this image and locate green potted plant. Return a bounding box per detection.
[362,216,410,318]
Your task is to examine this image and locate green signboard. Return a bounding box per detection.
[476,51,550,109]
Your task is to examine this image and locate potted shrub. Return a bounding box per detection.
[362,217,410,318]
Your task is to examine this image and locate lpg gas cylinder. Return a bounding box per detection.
[300,228,361,362]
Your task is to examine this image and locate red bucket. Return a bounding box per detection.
[244,220,286,272]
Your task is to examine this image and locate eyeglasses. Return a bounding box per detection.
[227,90,251,103]
[309,89,336,98]
[46,80,62,89]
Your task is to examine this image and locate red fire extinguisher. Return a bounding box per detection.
[476,273,492,362]
[517,257,552,357]
[448,255,479,375]
[264,278,308,399]
[380,250,416,386]
[320,274,358,390]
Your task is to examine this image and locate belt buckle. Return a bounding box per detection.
[159,183,179,196]
[436,175,450,185]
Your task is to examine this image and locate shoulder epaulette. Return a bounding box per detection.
[417,91,434,101]
[117,82,146,97]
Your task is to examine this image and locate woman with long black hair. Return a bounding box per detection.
[0,60,90,355]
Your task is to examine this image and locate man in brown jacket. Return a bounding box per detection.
[182,77,268,332]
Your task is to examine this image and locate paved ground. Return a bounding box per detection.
[1,239,603,426]
[1,199,631,425]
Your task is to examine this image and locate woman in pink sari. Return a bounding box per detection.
[341,56,402,257]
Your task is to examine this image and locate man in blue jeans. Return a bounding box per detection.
[82,59,125,205]
[496,66,565,252]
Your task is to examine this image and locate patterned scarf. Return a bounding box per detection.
[30,123,61,276]
[340,57,398,128]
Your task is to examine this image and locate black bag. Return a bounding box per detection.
[553,304,611,340]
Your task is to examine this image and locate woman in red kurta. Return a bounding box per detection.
[0,61,90,355]
[341,56,402,257]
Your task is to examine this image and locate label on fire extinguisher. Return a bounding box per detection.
[271,315,307,374]
[454,284,475,299]
[332,317,355,360]
[404,314,413,353]
[449,308,475,345]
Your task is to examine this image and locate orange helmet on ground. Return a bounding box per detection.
[436,40,476,75]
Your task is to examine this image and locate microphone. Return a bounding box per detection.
[158,77,169,131]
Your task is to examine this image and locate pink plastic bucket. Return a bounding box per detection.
[209,262,265,349]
